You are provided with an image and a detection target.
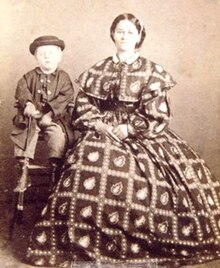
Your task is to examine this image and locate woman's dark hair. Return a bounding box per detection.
[110,13,146,49]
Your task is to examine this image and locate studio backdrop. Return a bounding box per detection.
[0,0,219,202]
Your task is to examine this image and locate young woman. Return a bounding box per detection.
[27,14,220,267]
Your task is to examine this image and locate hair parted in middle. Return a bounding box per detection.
[110,13,146,49]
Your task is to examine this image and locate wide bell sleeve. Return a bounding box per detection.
[72,70,103,130]
[72,89,103,130]
[128,65,176,139]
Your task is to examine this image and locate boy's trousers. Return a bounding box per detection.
[14,122,66,159]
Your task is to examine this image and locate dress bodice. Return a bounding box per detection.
[78,56,176,103]
[75,55,176,138]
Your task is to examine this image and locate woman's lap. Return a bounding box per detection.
[26,130,220,267]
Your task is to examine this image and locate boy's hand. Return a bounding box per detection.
[32,110,43,119]
[23,102,37,117]
[38,111,53,127]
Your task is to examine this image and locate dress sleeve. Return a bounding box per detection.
[73,73,102,130]
[128,65,176,139]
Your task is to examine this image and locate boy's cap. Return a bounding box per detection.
[29,35,65,55]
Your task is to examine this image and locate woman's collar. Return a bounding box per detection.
[112,52,140,65]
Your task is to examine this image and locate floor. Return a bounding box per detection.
[1,190,220,268]
[0,184,50,268]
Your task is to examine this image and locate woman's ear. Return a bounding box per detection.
[110,30,115,42]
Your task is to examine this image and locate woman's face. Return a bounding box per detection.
[35,45,62,72]
[113,19,140,53]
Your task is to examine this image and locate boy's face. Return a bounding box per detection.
[35,45,62,73]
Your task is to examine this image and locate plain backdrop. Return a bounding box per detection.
[0,0,220,202]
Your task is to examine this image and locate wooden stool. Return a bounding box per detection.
[8,151,60,240]
[8,101,75,240]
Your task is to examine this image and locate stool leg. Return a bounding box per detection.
[17,191,24,218]
[49,158,62,192]
[14,158,30,192]
[49,163,58,192]
[14,158,30,219]
[9,158,30,240]
[8,192,23,240]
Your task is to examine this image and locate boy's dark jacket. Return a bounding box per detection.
[11,67,75,150]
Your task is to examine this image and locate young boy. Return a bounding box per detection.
[11,35,75,191]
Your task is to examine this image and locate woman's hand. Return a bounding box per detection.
[93,121,128,141]
[93,120,111,134]
[111,124,128,140]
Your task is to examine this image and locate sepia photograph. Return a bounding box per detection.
[0,0,220,267]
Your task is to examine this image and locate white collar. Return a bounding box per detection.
[112,52,140,65]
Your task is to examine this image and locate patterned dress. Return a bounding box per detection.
[27,55,220,267]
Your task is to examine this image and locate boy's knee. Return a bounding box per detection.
[44,124,66,158]
[44,124,65,140]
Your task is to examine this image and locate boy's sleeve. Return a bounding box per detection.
[15,76,33,108]
[47,72,75,119]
